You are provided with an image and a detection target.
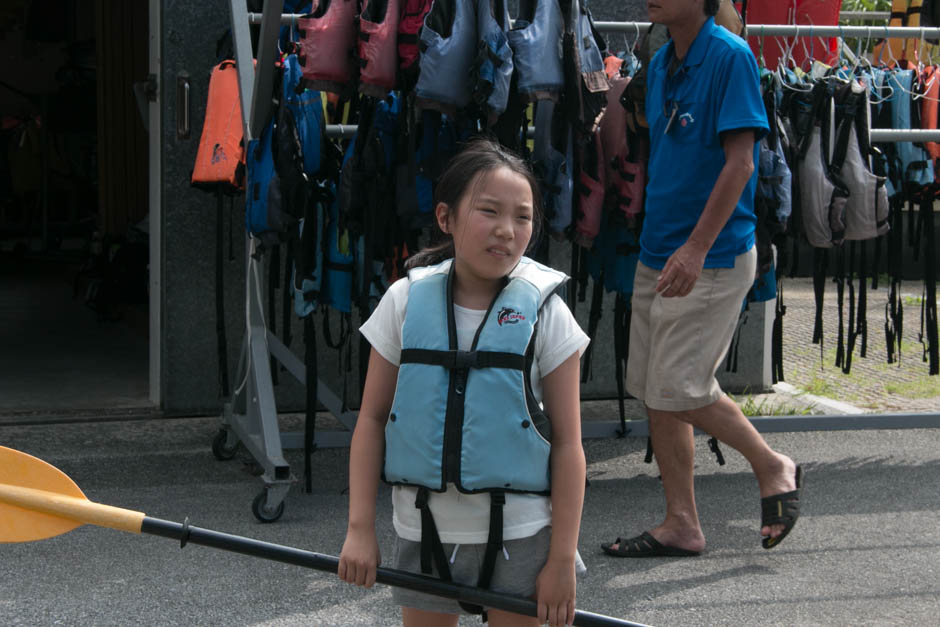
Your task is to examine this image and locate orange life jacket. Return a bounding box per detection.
[191,60,245,190]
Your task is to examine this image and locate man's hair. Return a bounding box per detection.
[704,0,720,16]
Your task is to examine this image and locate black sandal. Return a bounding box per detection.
[761,465,804,549]
[601,531,701,557]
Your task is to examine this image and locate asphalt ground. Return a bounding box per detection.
[2,413,939,626]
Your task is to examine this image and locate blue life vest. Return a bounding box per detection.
[245,118,282,236]
[472,0,514,121]
[383,256,567,494]
[293,191,326,317]
[532,100,573,235]
[507,0,565,101]
[415,0,477,111]
[888,69,934,191]
[282,54,323,177]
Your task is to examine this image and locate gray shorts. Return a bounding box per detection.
[391,526,562,615]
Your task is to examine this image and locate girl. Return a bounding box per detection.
[338,138,588,627]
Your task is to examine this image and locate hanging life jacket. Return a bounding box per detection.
[601,69,645,228]
[507,0,565,102]
[358,0,401,98]
[246,116,291,243]
[414,0,477,113]
[293,185,327,318]
[191,60,245,191]
[470,0,514,124]
[532,100,574,235]
[887,68,935,194]
[562,0,609,138]
[297,0,359,94]
[873,0,927,63]
[397,0,435,89]
[573,129,605,249]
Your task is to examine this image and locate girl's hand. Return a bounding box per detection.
[337,528,381,588]
[535,555,576,627]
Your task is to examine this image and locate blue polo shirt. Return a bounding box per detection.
[642,17,769,269]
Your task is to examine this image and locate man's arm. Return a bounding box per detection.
[656,128,756,297]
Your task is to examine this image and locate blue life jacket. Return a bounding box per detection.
[282,54,323,177]
[507,0,565,101]
[415,0,477,111]
[320,176,354,313]
[888,69,934,191]
[245,118,283,237]
[472,0,514,121]
[383,256,567,494]
[532,100,573,234]
[293,190,326,317]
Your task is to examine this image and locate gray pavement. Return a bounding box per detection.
[2,414,939,626]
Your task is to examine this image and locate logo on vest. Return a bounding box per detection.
[497,307,525,326]
[211,143,227,164]
[679,112,695,127]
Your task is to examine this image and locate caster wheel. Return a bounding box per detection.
[252,491,285,523]
[211,429,239,461]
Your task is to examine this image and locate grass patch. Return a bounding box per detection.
[733,394,814,417]
[801,371,839,397]
[884,377,940,398]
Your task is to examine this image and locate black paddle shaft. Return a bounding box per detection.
[140,517,645,627]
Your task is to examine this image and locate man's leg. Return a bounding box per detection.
[677,394,797,540]
[645,407,706,552]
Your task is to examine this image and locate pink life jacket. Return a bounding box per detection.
[573,130,606,249]
[358,0,401,97]
[298,0,358,93]
[600,70,645,225]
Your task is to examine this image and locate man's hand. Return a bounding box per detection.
[656,239,708,297]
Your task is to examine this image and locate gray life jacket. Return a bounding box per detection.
[414,0,477,112]
[507,0,565,101]
[383,256,567,494]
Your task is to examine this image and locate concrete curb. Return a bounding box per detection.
[772,381,867,415]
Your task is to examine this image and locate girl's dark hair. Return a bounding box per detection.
[704,0,720,16]
[404,138,543,269]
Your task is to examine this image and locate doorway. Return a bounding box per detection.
[0,0,155,419]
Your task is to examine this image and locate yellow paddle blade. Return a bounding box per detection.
[0,446,87,542]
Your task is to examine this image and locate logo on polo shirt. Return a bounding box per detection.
[679,112,695,127]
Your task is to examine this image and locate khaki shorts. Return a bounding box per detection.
[626,247,756,411]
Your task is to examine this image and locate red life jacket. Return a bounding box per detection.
[599,69,645,225]
[397,0,433,85]
[191,60,245,190]
[573,130,605,249]
[358,0,401,97]
[298,0,358,93]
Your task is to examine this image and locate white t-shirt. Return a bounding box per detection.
[359,272,590,544]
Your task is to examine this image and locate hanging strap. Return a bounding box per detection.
[613,294,631,438]
[303,314,318,493]
[923,195,939,373]
[215,188,230,399]
[772,279,785,384]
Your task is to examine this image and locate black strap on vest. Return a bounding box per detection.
[921,195,939,373]
[613,293,631,438]
[400,348,526,371]
[414,487,506,617]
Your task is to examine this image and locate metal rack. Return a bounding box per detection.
[221,5,940,521]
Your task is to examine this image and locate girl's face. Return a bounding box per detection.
[437,166,535,286]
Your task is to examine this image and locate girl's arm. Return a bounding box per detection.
[536,352,586,627]
[338,348,398,588]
